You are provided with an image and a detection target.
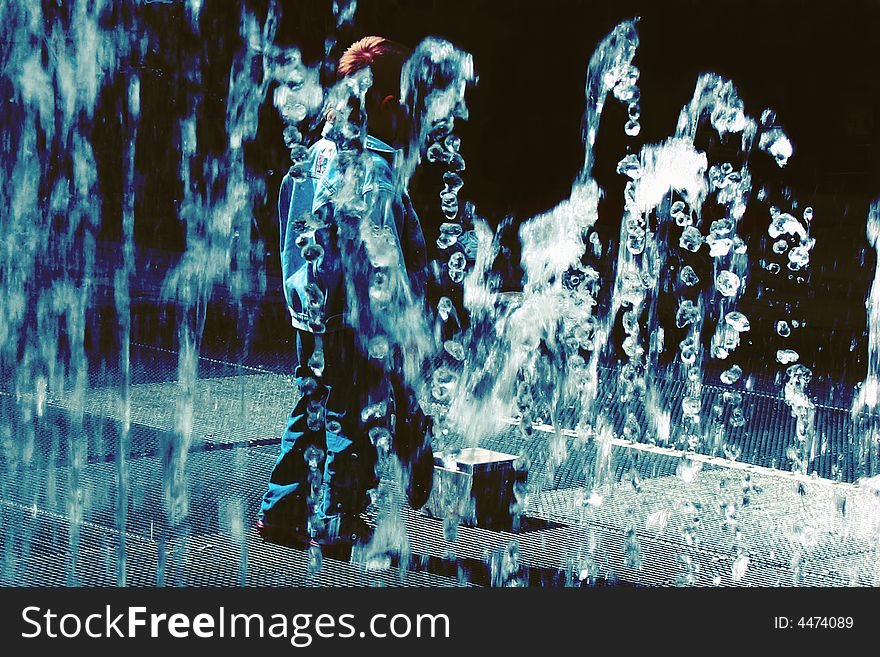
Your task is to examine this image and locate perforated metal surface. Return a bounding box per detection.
[0,446,468,588]
[2,343,878,587]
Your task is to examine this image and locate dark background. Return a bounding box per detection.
[285,0,879,217]
[116,0,879,385]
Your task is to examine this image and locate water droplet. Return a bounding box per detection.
[361,400,388,424]
[677,457,701,482]
[628,102,640,121]
[368,427,392,452]
[436,234,456,249]
[301,243,324,262]
[304,445,324,469]
[368,335,389,360]
[427,142,452,163]
[299,377,319,397]
[715,270,741,297]
[681,396,701,417]
[729,407,746,428]
[616,154,641,179]
[671,200,688,222]
[307,542,323,574]
[707,236,733,257]
[290,162,309,181]
[725,312,750,332]
[768,212,806,240]
[786,363,812,384]
[626,226,646,254]
[680,226,703,252]
[442,172,464,193]
[308,350,325,376]
[710,217,734,237]
[289,143,310,162]
[447,152,465,173]
[437,222,463,249]
[731,554,749,582]
[448,251,466,271]
[680,265,700,287]
[646,509,670,532]
[437,297,454,321]
[720,365,742,385]
[369,269,393,304]
[440,192,459,220]
[443,340,466,361]
[776,349,800,364]
[788,245,811,269]
[676,300,700,328]
[758,127,793,167]
[440,222,464,237]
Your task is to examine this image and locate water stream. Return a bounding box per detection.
[0,0,877,587]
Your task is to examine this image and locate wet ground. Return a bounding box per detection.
[2,338,878,587]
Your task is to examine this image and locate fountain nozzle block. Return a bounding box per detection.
[424,447,525,530]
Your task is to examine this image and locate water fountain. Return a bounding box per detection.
[0,0,878,588]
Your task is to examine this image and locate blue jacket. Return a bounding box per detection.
[279,134,428,333]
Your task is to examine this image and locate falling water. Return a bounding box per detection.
[0,0,142,585]
[1,2,878,588]
[853,201,880,476]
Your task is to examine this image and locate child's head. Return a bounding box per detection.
[337,36,411,147]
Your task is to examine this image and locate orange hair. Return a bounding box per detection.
[338,36,410,105]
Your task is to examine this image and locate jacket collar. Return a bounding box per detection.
[365,134,395,154]
[322,118,394,155]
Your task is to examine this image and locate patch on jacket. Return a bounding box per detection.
[315,150,330,176]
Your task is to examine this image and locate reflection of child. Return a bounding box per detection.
[257,37,433,547]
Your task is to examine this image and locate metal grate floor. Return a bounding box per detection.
[2,343,879,587]
[2,429,876,587]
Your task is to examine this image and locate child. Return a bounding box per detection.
[258,37,432,547]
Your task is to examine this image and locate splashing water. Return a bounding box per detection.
[2,2,879,589]
[429,16,873,586]
[853,201,880,476]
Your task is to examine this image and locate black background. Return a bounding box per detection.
[112,0,880,381]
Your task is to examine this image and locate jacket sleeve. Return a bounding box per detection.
[362,175,428,294]
[399,192,429,301]
[278,173,296,315]
[330,152,430,341]
[367,184,413,287]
